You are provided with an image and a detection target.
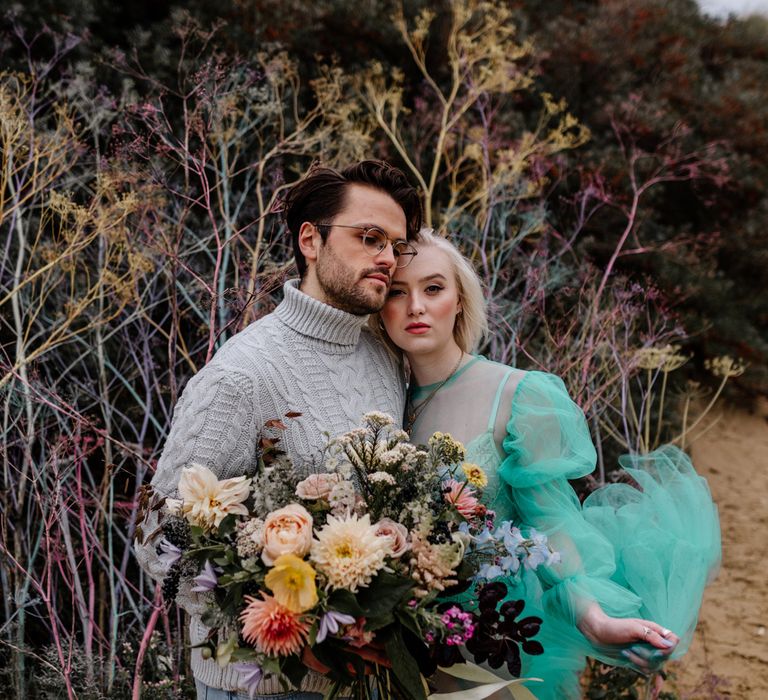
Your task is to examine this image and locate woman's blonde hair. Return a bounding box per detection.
[412,228,489,352]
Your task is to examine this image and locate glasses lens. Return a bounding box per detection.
[393,241,417,268]
[361,227,388,256]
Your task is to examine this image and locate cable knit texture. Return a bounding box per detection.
[134,279,405,694]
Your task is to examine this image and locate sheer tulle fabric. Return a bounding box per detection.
[409,359,720,700]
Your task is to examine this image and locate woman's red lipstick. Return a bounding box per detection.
[405,322,430,334]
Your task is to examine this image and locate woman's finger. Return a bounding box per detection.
[638,621,679,651]
[621,647,650,671]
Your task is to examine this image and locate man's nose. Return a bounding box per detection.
[372,241,396,270]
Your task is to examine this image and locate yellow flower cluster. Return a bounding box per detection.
[633,344,689,372]
[428,432,466,465]
[704,355,746,379]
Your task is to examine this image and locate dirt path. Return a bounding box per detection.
[667,403,768,698]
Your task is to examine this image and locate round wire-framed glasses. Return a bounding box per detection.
[315,223,417,268]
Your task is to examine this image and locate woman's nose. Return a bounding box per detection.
[408,293,425,315]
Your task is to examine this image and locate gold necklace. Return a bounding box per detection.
[405,351,465,433]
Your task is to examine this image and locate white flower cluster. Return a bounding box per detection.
[235,518,265,559]
[328,480,357,516]
[250,455,299,516]
[368,471,396,486]
[361,411,395,429]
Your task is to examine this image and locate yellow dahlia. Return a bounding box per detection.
[178,464,250,531]
[240,593,310,657]
[461,462,488,488]
[264,554,318,613]
[310,513,390,592]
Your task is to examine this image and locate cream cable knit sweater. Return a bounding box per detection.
[134,279,405,694]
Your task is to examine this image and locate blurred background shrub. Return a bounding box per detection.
[0,1,762,697]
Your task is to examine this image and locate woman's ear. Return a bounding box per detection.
[298,222,321,264]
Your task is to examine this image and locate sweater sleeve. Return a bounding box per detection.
[133,366,259,615]
[498,372,643,625]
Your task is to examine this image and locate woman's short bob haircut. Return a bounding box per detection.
[414,229,489,353]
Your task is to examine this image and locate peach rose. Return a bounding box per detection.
[373,518,410,558]
[295,473,342,501]
[262,504,313,566]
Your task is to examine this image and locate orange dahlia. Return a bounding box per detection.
[239,593,310,657]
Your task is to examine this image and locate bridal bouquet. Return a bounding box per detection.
[141,412,556,700]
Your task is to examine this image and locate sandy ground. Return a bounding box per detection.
[666,402,768,699]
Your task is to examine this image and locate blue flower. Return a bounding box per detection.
[499,555,520,574]
[477,562,504,580]
[191,560,218,592]
[474,526,496,547]
[316,610,356,643]
[232,662,263,699]
[524,529,557,570]
[158,538,181,567]
[495,522,525,555]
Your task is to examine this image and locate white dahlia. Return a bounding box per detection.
[178,464,251,531]
[310,513,390,592]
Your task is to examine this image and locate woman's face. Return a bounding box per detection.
[380,245,462,357]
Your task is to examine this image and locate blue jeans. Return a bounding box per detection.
[195,680,324,700]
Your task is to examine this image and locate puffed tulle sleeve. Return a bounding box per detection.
[498,371,645,627]
[498,371,720,665]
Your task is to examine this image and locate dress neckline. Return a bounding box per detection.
[410,355,482,399]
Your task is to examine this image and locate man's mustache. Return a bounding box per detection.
[359,267,392,284]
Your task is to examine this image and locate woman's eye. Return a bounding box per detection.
[425,285,444,294]
[387,289,405,298]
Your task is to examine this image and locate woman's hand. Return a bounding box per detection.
[578,603,679,671]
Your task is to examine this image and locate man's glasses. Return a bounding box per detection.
[315,223,418,268]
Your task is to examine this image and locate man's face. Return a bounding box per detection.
[314,184,408,315]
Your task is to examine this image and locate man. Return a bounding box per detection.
[134,160,422,699]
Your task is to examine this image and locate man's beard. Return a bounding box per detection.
[315,247,389,316]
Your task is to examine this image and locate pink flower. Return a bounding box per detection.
[240,593,310,657]
[373,518,410,558]
[343,617,375,648]
[295,473,342,501]
[262,504,313,566]
[443,479,480,519]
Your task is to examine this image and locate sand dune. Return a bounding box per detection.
[668,403,768,698]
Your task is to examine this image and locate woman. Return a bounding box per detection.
[379,230,721,699]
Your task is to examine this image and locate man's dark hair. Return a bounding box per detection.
[283,160,423,277]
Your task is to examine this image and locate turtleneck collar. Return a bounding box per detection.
[274,279,370,346]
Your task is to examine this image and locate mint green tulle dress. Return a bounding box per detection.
[409,356,721,700]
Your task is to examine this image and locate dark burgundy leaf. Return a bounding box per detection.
[479,609,500,625]
[522,640,544,656]
[518,617,543,637]
[505,644,522,677]
[499,599,525,619]
[488,647,506,669]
